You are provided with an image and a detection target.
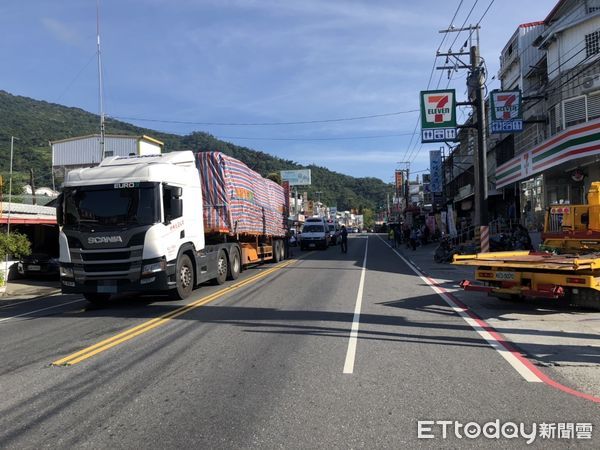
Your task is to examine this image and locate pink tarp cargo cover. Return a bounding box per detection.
[197,152,286,237]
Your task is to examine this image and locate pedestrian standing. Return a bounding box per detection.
[341,225,348,253]
[410,227,418,251]
[394,224,402,248]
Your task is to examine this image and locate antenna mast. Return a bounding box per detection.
[96,0,106,159]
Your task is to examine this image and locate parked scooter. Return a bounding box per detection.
[434,237,460,263]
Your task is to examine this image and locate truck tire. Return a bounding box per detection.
[172,254,194,300]
[227,247,241,280]
[280,240,286,261]
[84,293,111,306]
[273,240,281,263]
[215,249,228,285]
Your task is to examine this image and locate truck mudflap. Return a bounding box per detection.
[459,280,565,299]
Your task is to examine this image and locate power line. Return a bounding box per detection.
[400,0,466,164]
[215,131,417,141]
[111,108,419,127]
[408,0,495,166]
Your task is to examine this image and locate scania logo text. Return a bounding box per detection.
[88,236,123,244]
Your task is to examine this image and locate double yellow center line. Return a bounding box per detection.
[53,260,295,366]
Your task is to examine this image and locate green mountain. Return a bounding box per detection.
[0,90,391,214]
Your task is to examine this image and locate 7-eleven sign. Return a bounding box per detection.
[490,89,523,134]
[420,89,457,143]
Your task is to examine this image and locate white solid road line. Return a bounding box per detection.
[343,237,369,374]
[0,298,85,324]
[377,235,542,383]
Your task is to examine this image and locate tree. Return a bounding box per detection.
[0,231,31,285]
[266,172,282,185]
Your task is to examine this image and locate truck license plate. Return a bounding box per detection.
[28,265,41,271]
[98,281,117,293]
[495,271,515,280]
[309,243,316,248]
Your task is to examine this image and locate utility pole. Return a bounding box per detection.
[436,24,488,226]
[5,136,18,287]
[97,0,106,160]
[470,43,488,226]
[6,136,18,236]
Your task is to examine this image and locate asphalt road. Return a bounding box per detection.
[0,234,598,448]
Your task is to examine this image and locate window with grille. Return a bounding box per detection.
[549,103,562,135]
[586,31,600,58]
[588,93,600,120]
[563,96,587,128]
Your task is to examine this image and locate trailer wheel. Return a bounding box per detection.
[215,250,228,285]
[273,240,281,263]
[84,293,111,306]
[227,247,241,280]
[171,254,194,300]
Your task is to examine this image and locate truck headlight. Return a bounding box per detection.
[60,266,74,278]
[142,259,166,276]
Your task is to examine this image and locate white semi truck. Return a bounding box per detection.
[57,151,287,305]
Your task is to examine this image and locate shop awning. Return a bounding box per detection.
[496,118,600,188]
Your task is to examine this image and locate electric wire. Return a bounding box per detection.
[110,109,420,127]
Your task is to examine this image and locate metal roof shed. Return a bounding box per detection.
[51,134,163,168]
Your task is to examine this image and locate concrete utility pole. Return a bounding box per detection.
[436,24,488,227]
[97,0,106,160]
[470,44,488,226]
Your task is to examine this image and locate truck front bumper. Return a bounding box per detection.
[60,261,178,296]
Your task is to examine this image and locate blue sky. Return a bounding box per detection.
[0,0,557,182]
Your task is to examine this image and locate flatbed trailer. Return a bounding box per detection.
[453,251,600,309]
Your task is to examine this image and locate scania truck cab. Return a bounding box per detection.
[57,151,235,304]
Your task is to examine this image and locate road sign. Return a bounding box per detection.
[489,90,523,134]
[420,90,457,143]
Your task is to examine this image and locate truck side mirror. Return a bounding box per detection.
[172,186,182,198]
[56,193,64,226]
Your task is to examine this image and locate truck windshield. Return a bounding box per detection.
[302,225,324,233]
[63,184,158,229]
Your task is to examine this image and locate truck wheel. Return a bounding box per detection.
[172,254,194,300]
[84,293,111,306]
[215,250,228,285]
[227,248,241,280]
[273,240,281,263]
[280,241,286,260]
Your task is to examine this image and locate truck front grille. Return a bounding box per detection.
[70,245,144,280]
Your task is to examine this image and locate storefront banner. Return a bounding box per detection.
[447,205,457,237]
[429,150,443,193]
[496,117,600,188]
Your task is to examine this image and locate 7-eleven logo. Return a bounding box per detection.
[494,93,519,120]
[424,92,453,124]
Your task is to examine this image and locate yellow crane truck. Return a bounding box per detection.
[453,182,600,310]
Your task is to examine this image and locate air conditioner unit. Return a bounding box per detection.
[581,74,600,93]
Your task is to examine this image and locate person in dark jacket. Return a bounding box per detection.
[394,224,402,248]
[340,225,348,253]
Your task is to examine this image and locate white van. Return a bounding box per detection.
[300,217,330,250]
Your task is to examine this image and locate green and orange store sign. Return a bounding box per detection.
[496,118,600,189]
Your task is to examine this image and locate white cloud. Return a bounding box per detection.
[41,17,83,46]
